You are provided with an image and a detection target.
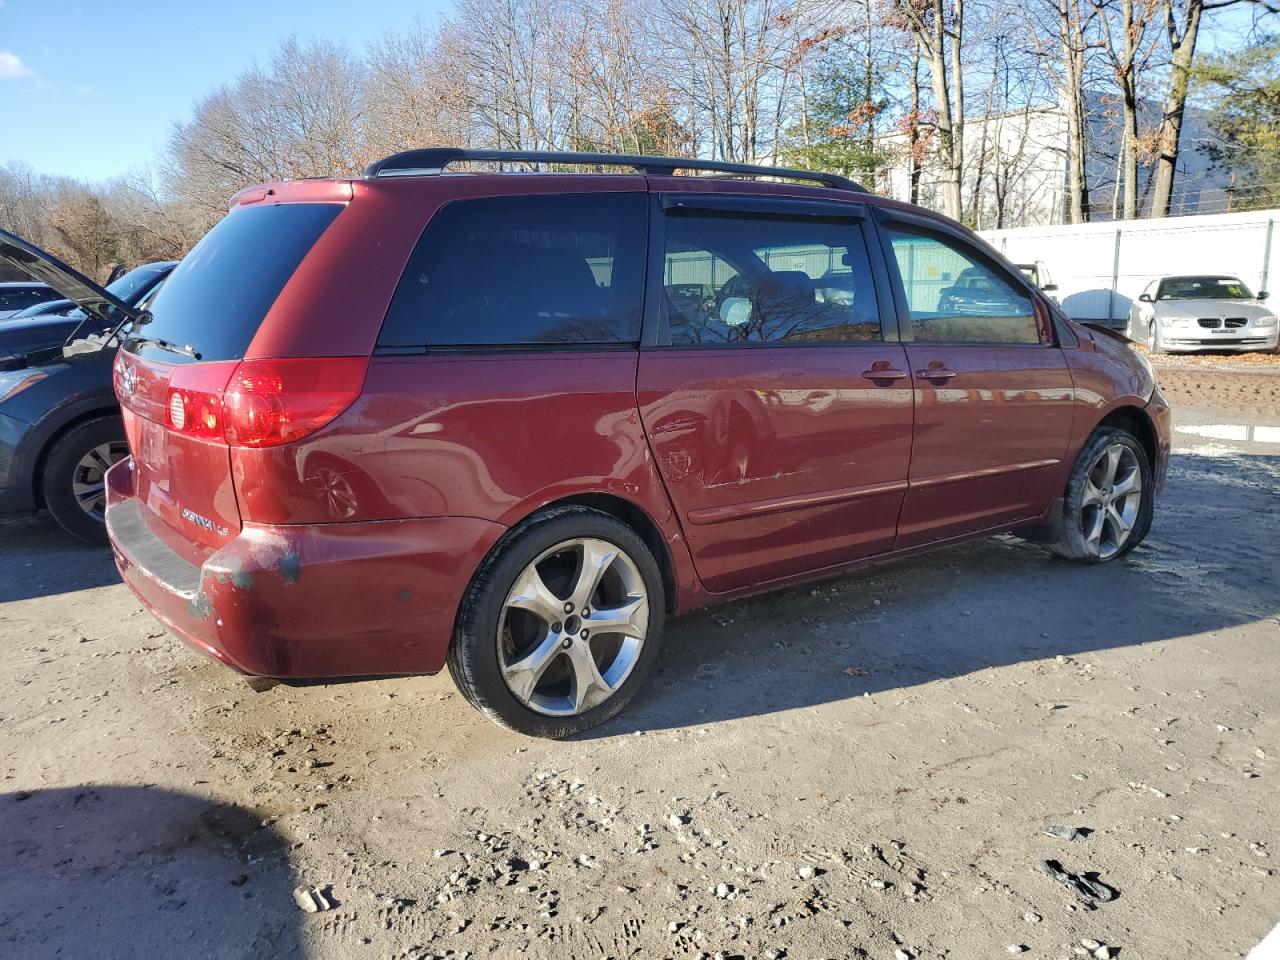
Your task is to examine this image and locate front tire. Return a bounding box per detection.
[448,506,665,738]
[1048,428,1153,563]
[1147,319,1166,355]
[41,417,128,545]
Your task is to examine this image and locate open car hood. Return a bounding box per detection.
[0,229,140,328]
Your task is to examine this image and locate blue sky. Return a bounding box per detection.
[0,0,450,182]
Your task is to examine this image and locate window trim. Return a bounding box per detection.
[376,190,650,353]
[871,208,1056,348]
[661,193,866,221]
[642,193,898,349]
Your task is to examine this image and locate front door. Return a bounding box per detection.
[876,214,1075,548]
[637,195,914,593]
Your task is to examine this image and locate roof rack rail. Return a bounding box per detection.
[363,148,867,193]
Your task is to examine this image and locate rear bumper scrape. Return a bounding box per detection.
[105,457,505,679]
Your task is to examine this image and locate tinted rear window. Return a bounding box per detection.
[135,203,342,361]
[378,193,646,348]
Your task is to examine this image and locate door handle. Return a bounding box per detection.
[916,365,958,381]
[862,367,909,383]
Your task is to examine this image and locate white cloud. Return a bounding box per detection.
[0,51,33,80]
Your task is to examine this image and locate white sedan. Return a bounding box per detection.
[1126,275,1279,353]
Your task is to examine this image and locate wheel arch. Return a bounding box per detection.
[532,493,680,613]
[479,493,682,616]
[1095,404,1158,472]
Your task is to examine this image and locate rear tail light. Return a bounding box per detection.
[223,358,368,447]
[164,357,367,448]
[167,361,236,440]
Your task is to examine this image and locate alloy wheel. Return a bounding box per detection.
[497,537,649,717]
[1079,442,1143,560]
[71,441,128,521]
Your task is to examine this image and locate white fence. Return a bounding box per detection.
[980,209,1280,325]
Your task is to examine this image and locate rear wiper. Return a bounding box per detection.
[125,333,202,360]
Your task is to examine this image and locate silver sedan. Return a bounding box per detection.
[1126,275,1279,354]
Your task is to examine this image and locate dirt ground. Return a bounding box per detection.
[2,363,1278,960]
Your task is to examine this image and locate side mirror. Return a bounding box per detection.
[1042,283,1058,293]
[719,297,752,328]
[1138,293,1153,303]
[1258,291,1269,301]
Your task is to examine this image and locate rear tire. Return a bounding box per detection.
[1048,427,1153,563]
[447,506,665,738]
[41,417,127,545]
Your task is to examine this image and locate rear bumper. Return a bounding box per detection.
[105,457,505,679]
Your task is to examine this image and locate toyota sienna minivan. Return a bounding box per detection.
[27,149,1172,737]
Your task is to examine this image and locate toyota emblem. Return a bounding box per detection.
[121,364,137,396]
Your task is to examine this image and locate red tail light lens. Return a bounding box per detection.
[162,357,367,448]
[167,361,237,440]
[222,357,368,448]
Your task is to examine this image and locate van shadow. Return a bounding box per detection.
[0,516,120,602]
[0,785,301,959]
[1060,289,1133,327]
[594,451,1280,737]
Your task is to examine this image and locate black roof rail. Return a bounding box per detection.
[363,148,867,193]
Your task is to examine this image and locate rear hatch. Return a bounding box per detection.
[112,199,348,563]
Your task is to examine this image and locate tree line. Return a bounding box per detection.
[2,0,1276,282]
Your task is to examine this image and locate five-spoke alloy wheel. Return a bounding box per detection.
[1049,427,1153,563]
[1078,442,1143,560]
[449,507,664,738]
[499,537,650,717]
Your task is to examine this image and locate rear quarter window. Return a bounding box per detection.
[378,193,646,348]
[134,203,342,361]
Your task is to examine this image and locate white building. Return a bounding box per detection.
[878,96,1230,229]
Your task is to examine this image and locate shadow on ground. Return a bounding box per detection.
[0,516,118,603]
[0,786,301,959]
[596,450,1280,737]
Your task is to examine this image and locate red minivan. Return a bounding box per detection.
[97,149,1168,737]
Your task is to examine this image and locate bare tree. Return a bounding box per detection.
[1092,0,1160,218]
[364,21,478,158]
[890,0,967,219]
[1023,0,1096,222]
[1147,0,1257,216]
[652,0,811,162]
[167,38,366,224]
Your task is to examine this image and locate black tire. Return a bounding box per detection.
[1048,427,1153,563]
[448,506,666,738]
[40,417,127,545]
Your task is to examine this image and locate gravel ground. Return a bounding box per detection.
[2,370,1278,960]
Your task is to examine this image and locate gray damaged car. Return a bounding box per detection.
[1126,275,1278,354]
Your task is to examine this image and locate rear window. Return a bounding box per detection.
[135,203,342,361]
[378,193,646,348]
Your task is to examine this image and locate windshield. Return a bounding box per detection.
[107,264,169,302]
[49,263,173,322]
[1158,277,1253,301]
